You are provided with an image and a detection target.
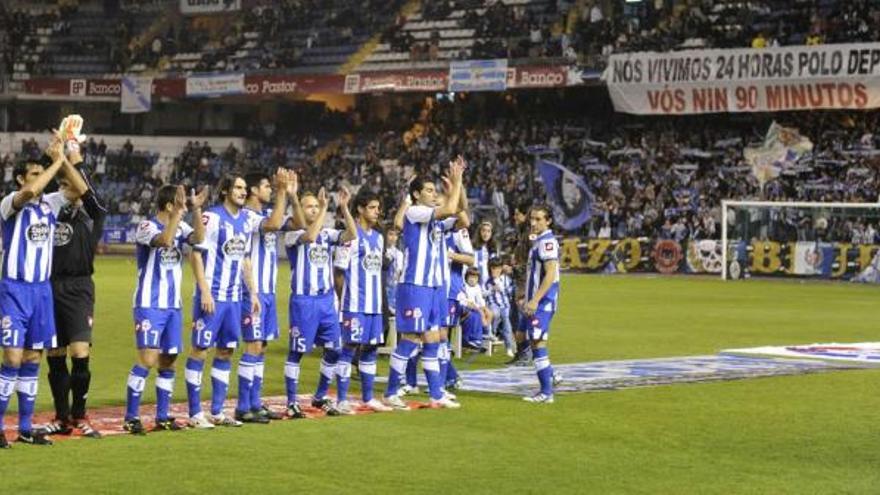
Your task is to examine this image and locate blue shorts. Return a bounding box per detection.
[395,284,444,333]
[444,298,462,327]
[192,299,241,349]
[0,280,56,350]
[519,311,554,342]
[341,312,384,346]
[133,307,182,354]
[242,292,279,342]
[289,293,340,353]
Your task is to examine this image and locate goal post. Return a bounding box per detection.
[721,200,880,281]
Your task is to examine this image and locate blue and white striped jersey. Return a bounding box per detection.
[133,217,194,309]
[400,206,452,288]
[526,230,560,313]
[194,205,262,303]
[285,228,341,296]
[244,206,287,295]
[340,225,384,314]
[443,227,473,299]
[474,245,491,286]
[0,192,67,283]
[484,274,513,309]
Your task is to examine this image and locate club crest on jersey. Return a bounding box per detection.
[362,251,382,273]
[26,223,51,244]
[54,222,73,246]
[263,232,277,250]
[158,247,182,266]
[309,245,330,265]
[222,235,247,259]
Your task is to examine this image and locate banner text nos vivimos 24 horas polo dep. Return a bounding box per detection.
[603,43,880,114]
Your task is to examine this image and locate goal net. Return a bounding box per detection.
[721,200,880,281]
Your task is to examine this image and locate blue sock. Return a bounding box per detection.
[337,346,356,402]
[124,364,150,421]
[285,352,302,405]
[17,362,39,434]
[385,339,418,398]
[439,337,450,387]
[405,352,419,387]
[236,353,259,414]
[155,369,175,421]
[446,342,460,383]
[185,357,204,417]
[210,358,231,416]
[0,364,20,432]
[422,342,442,401]
[359,347,378,403]
[250,354,265,411]
[315,349,338,400]
[533,347,554,396]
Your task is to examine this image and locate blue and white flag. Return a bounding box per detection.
[537,159,592,231]
[121,76,152,113]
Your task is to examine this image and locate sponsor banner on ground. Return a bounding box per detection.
[386,355,861,395]
[449,59,508,92]
[723,342,880,363]
[120,76,152,113]
[186,73,245,97]
[604,43,880,114]
[560,237,722,274]
[560,237,879,278]
[727,240,877,279]
[180,0,240,15]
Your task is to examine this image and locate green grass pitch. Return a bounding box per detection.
[6,257,880,494]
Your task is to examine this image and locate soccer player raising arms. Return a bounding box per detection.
[335,189,392,414]
[521,204,560,404]
[236,169,296,424]
[185,174,263,428]
[0,134,88,447]
[123,185,207,434]
[383,157,465,410]
[283,186,355,418]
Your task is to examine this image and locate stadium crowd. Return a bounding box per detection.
[4,100,876,245]
[6,0,880,79]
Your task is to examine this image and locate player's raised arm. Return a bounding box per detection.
[455,164,471,230]
[285,171,307,230]
[10,140,66,210]
[393,192,409,231]
[434,157,464,220]
[153,186,187,248]
[262,168,289,232]
[188,186,208,245]
[337,186,357,243]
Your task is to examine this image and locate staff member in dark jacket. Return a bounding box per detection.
[507,201,533,366]
[42,150,106,439]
